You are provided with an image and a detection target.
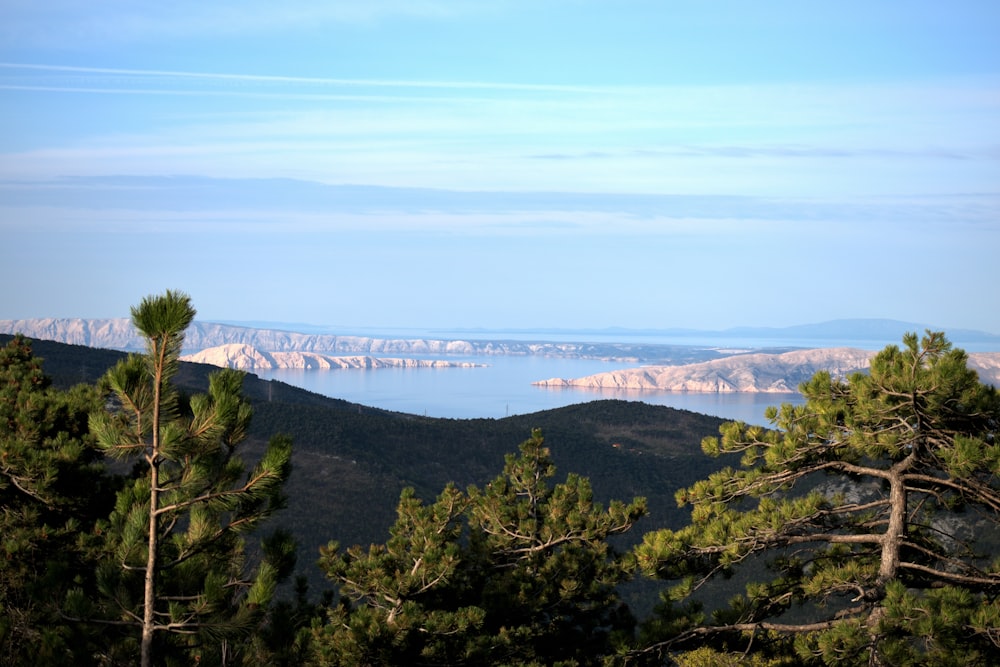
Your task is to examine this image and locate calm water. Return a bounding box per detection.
[254,355,806,426]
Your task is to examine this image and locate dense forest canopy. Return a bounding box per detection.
[1,293,997,666]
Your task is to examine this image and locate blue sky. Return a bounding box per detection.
[1,1,998,334]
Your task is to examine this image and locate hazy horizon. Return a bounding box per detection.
[5,315,999,349]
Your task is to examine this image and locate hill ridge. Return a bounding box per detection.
[0,333,732,606]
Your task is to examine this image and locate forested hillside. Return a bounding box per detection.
[3,334,726,592]
[5,323,998,666]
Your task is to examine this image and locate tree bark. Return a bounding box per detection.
[866,454,914,666]
[880,449,916,582]
[141,338,167,667]
[879,465,907,582]
[141,461,158,667]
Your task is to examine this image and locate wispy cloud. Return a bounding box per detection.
[0,63,609,94]
[2,63,998,196]
[0,1,471,48]
[529,144,1000,162]
[2,175,996,234]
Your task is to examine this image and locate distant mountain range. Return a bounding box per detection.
[443,319,1000,344]
[2,317,997,356]
[2,318,998,393]
[715,319,1000,342]
[0,317,753,362]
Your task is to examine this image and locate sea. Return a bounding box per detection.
[249,330,1000,426]
[254,354,803,426]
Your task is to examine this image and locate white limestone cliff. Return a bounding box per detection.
[535,348,1000,392]
[180,344,486,371]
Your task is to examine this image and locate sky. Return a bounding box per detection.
[1,1,998,334]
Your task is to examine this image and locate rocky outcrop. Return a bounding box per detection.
[181,344,486,371]
[535,348,1000,392]
[970,354,1000,387]
[0,318,142,349]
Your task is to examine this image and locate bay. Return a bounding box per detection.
[254,354,806,426]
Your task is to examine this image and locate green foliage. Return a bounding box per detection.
[38,325,1000,663]
[6,329,731,660]
[85,291,294,666]
[634,332,1000,665]
[237,573,330,667]
[672,645,799,667]
[0,336,113,665]
[3,330,728,610]
[312,429,647,666]
[0,335,114,665]
[242,394,725,609]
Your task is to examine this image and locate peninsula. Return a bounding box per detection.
[535,347,1000,393]
[181,343,485,371]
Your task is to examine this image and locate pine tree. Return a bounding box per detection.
[313,484,480,665]
[312,429,647,666]
[633,332,1000,666]
[466,430,647,665]
[0,334,111,665]
[77,291,293,667]
[238,569,331,667]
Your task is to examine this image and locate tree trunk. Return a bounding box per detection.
[868,456,913,666]
[141,461,159,667]
[879,465,907,582]
[141,343,166,667]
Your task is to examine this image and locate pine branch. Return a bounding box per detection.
[899,559,1000,588]
[633,605,872,659]
[0,465,54,506]
[159,512,266,571]
[152,466,280,518]
[904,473,1000,512]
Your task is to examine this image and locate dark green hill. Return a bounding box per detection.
[5,335,730,600]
